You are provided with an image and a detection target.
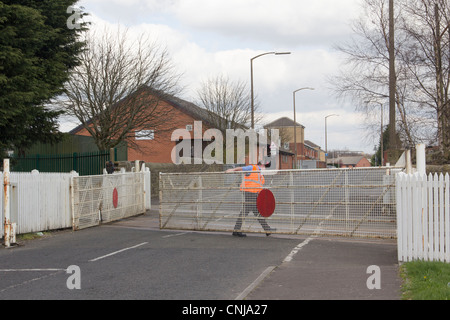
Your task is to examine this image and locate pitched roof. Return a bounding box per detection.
[304,140,322,150]
[164,95,216,128]
[264,117,305,129]
[69,87,221,134]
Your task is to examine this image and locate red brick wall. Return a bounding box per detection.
[73,100,210,163]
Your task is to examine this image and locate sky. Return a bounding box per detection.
[65,0,377,154]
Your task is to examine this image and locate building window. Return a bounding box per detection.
[135,130,154,140]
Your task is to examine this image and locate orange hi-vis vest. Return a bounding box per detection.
[240,165,265,194]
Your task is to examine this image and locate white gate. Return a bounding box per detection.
[71,171,146,230]
[160,167,401,239]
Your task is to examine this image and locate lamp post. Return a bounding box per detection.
[293,87,314,168]
[250,51,291,129]
[325,114,339,158]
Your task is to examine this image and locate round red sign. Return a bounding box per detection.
[113,188,118,208]
[257,189,276,218]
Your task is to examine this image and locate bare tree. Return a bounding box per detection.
[196,75,260,132]
[399,0,450,152]
[61,27,182,151]
[331,0,449,155]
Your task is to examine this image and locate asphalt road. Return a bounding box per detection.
[0,209,402,302]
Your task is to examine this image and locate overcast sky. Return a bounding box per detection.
[70,0,376,154]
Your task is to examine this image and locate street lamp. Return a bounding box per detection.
[325,114,339,157]
[293,87,314,168]
[250,51,291,129]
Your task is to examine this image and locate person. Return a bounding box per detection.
[225,161,276,237]
[106,161,115,174]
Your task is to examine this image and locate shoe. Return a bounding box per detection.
[232,232,247,237]
[266,228,277,236]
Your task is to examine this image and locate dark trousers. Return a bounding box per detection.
[234,192,271,232]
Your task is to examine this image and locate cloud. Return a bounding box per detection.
[73,0,373,153]
[168,0,360,47]
[80,0,360,47]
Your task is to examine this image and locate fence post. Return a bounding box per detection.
[405,150,412,174]
[416,144,426,175]
[396,173,404,262]
[141,163,151,210]
[3,159,14,247]
[445,173,450,263]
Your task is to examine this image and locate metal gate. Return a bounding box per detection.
[72,172,146,230]
[160,167,401,239]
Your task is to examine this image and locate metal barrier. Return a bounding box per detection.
[160,167,402,239]
[72,172,146,230]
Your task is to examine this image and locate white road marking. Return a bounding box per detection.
[162,233,187,239]
[283,212,335,263]
[89,242,148,262]
[283,236,315,263]
[0,268,66,272]
[235,266,276,300]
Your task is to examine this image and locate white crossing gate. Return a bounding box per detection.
[2,163,150,238]
[71,172,146,230]
[160,167,401,239]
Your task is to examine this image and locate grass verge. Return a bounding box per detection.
[401,260,450,300]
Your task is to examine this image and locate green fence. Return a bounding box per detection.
[8,134,128,175]
[11,150,116,176]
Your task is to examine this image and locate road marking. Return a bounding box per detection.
[0,268,66,272]
[89,242,148,262]
[283,211,335,263]
[283,236,315,263]
[162,233,187,239]
[0,270,63,293]
[235,266,276,300]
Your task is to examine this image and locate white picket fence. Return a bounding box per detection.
[1,166,150,240]
[396,172,450,263]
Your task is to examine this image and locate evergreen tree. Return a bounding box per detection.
[0,0,87,157]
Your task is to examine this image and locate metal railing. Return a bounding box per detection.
[12,150,113,176]
[160,167,402,239]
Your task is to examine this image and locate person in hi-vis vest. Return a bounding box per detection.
[225,161,276,237]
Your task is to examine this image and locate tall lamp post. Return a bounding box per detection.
[325,114,339,159]
[250,51,291,129]
[293,87,314,168]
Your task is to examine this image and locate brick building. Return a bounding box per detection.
[326,155,371,168]
[70,92,217,164]
[264,117,325,168]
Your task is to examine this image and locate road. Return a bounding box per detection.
[0,208,402,302]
